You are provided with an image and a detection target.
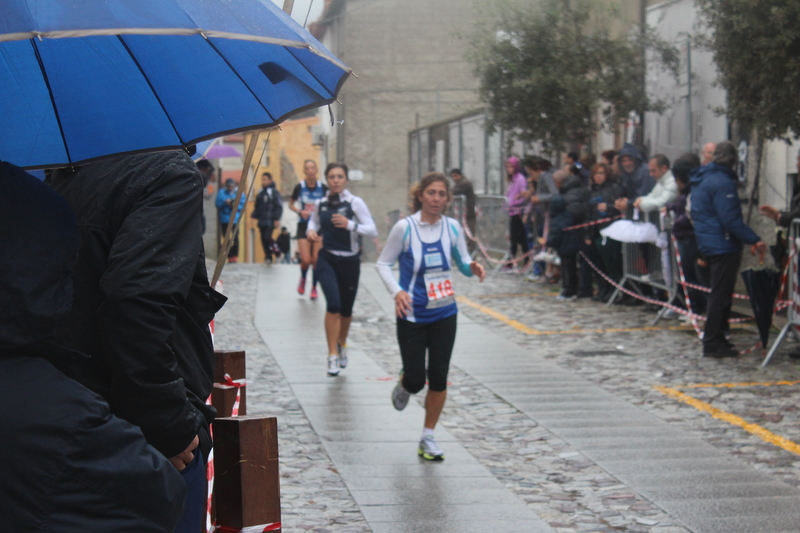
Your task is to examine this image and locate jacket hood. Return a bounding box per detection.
[0,162,79,348]
[618,143,644,168]
[689,162,737,185]
[506,156,521,175]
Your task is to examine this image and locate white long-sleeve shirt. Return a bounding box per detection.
[375,211,473,298]
[307,189,377,256]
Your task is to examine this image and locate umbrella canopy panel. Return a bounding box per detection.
[0,0,350,169]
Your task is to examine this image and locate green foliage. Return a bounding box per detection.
[467,0,678,152]
[695,0,800,141]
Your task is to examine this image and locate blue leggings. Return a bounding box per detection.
[315,250,361,317]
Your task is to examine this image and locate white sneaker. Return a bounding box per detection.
[391,375,410,411]
[338,343,348,369]
[418,435,445,461]
[327,355,340,377]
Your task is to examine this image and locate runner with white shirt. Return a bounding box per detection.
[307,163,377,376]
[376,172,485,461]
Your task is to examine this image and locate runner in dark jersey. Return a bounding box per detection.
[307,163,377,376]
[290,160,327,300]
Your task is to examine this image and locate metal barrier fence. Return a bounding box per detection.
[605,207,682,325]
[762,219,800,366]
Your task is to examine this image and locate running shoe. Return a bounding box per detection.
[327,355,340,376]
[297,276,306,295]
[391,375,410,411]
[338,343,348,369]
[310,287,318,300]
[418,435,445,461]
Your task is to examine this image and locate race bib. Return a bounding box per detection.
[423,270,455,309]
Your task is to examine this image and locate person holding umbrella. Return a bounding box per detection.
[690,141,767,357]
[49,151,225,533]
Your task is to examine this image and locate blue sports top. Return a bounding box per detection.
[375,212,473,323]
[291,180,328,223]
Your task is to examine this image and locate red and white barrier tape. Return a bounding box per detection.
[206,371,244,531]
[460,211,533,266]
[211,522,281,532]
[579,250,754,325]
[563,215,622,232]
[670,234,703,336]
[213,374,246,417]
[205,394,216,533]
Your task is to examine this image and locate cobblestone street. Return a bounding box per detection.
[212,262,800,533]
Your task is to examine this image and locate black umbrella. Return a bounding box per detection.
[740,268,782,347]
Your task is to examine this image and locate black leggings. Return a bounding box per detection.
[315,250,360,317]
[509,214,528,259]
[397,314,457,393]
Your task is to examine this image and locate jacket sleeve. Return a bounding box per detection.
[712,178,761,245]
[97,162,207,458]
[537,173,557,204]
[638,180,679,212]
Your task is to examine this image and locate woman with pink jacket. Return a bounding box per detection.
[505,156,529,268]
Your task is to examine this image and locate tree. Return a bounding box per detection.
[467,0,678,153]
[696,0,800,142]
[695,0,800,220]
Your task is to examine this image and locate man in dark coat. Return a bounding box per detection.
[0,161,185,533]
[690,141,766,357]
[252,171,283,263]
[49,151,225,533]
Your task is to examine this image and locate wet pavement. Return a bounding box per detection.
[212,262,800,533]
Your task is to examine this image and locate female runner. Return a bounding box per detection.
[290,160,328,300]
[375,172,485,461]
[307,163,377,376]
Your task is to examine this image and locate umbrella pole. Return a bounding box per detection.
[211,131,261,287]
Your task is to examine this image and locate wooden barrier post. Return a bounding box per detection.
[213,350,247,417]
[214,417,281,532]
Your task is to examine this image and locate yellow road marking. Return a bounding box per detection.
[653,385,800,456]
[456,296,542,334]
[457,296,701,336]
[676,380,800,389]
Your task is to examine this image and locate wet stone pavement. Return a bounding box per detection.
[212,261,800,533]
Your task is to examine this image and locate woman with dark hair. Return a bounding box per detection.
[585,162,623,301]
[505,156,529,269]
[376,172,485,461]
[667,152,707,314]
[307,163,377,376]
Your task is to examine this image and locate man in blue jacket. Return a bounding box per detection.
[690,141,766,357]
[216,178,247,263]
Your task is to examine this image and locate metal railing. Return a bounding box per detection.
[762,218,800,366]
[603,207,682,325]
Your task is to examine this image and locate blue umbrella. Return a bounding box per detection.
[0,0,350,169]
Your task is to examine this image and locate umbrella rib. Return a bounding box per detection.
[30,38,72,166]
[202,37,278,124]
[116,35,184,146]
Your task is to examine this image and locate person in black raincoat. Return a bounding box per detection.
[252,171,283,263]
[615,143,655,203]
[49,151,225,533]
[0,161,185,533]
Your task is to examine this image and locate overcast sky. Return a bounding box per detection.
[269,0,325,27]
